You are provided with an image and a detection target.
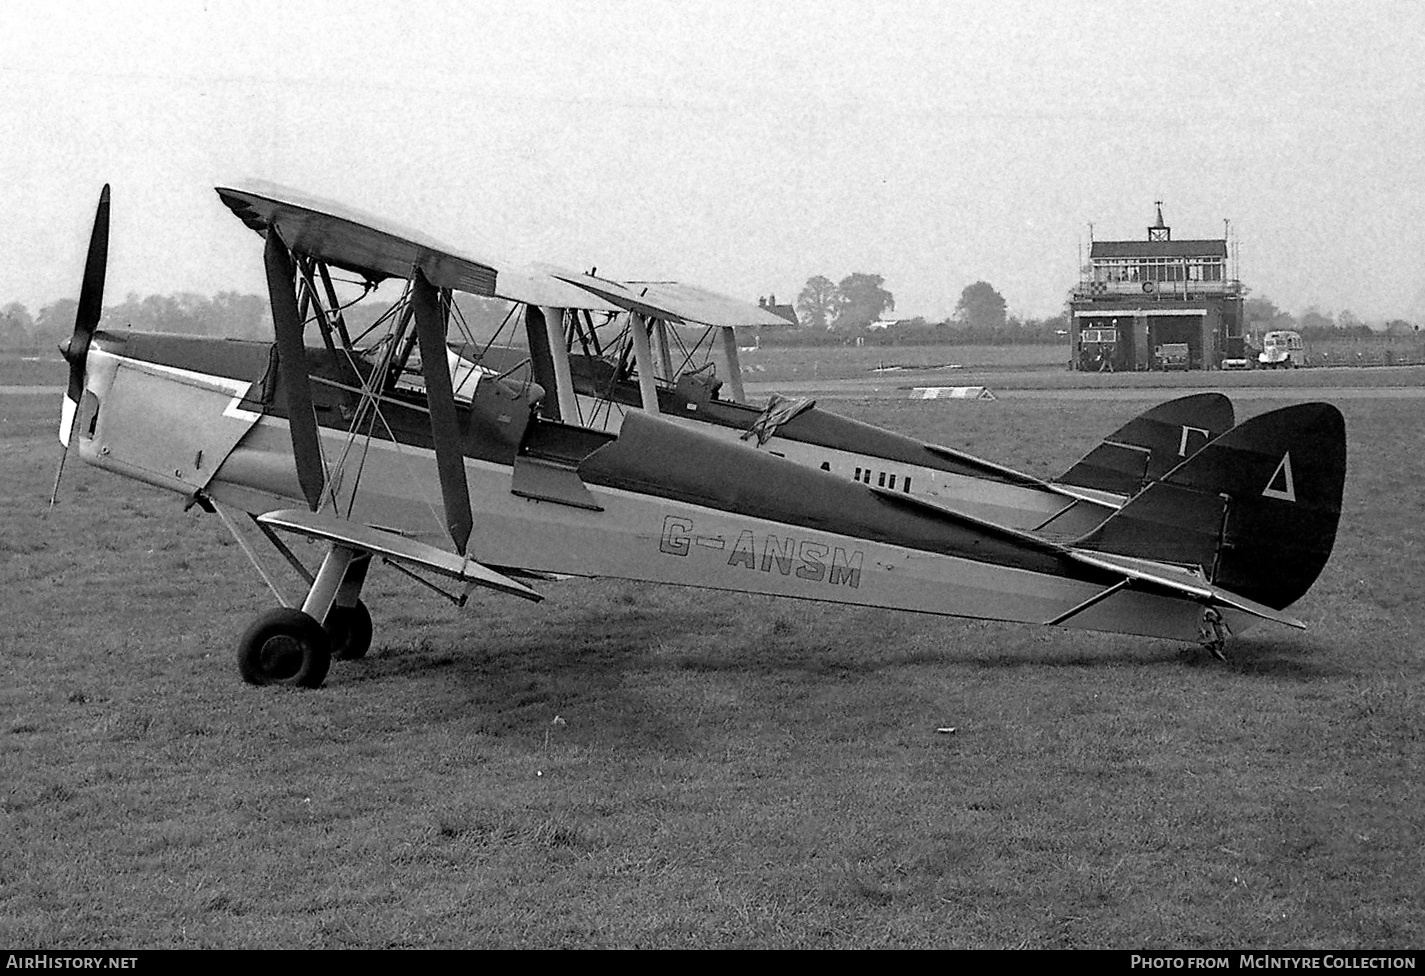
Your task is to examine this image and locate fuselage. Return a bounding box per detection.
[545,353,1123,537]
[66,329,1248,643]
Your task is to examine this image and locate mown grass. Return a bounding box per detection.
[743,342,1425,388]
[1,375,1421,948]
[0,353,65,387]
[742,343,1066,382]
[744,351,1425,398]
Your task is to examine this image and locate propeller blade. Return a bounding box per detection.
[264,230,326,511]
[50,185,111,511]
[62,184,110,405]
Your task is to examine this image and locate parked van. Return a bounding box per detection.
[1258,331,1303,369]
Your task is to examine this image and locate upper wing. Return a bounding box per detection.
[496,264,624,312]
[626,280,799,328]
[217,182,783,325]
[549,269,795,328]
[217,180,502,296]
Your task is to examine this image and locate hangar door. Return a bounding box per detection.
[1148,314,1205,369]
[1076,316,1128,371]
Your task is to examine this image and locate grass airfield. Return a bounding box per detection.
[1,353,1422,948]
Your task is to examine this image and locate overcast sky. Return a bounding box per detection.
[2,0,1421,322]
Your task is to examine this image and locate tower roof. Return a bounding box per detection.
[1090,239,1227,259]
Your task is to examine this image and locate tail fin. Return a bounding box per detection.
[1075,402,1345,610]
[1056,393,1235,496]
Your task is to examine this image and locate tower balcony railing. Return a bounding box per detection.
[1073,279,1243,300]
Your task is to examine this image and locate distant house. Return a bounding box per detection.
[757,294,798,326]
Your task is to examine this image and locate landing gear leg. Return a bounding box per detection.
[303,545,374,662]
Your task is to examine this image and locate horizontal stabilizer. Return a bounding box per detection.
[1065,548,1305,629]
[876,487,1305,629]
[1057,393,1235,496]
[257,509,542,602]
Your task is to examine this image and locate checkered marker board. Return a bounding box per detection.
[913,386,996,400]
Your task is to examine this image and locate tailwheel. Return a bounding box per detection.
[325,601,373,661]
[236,608,332,688]
[1198,607,1232,662]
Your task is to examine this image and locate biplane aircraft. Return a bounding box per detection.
[54,183,1346,688]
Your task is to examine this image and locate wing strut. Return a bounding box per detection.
[628,312,661,414]
[523,306,562,421]
[411,268,474,555]
[718,326,747,403]
[1044,578,1131,626]
[264,230,326,511]
[540,305,580,423]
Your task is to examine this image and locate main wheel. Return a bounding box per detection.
[235,608,331,688]
[325,601,373,661]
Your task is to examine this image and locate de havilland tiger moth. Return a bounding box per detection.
[52,183,1347,688]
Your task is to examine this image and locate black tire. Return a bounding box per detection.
[326,601,373,661]
[235,608,331,688]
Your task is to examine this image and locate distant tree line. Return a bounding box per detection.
[0,292,518,352]
[2,286,1413,353]
[780,274,1066,347]
[1243,296,1418,339]
[0,293,275,351]
[768,276,1420,349]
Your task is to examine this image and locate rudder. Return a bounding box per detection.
[1074,402,1345,610]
